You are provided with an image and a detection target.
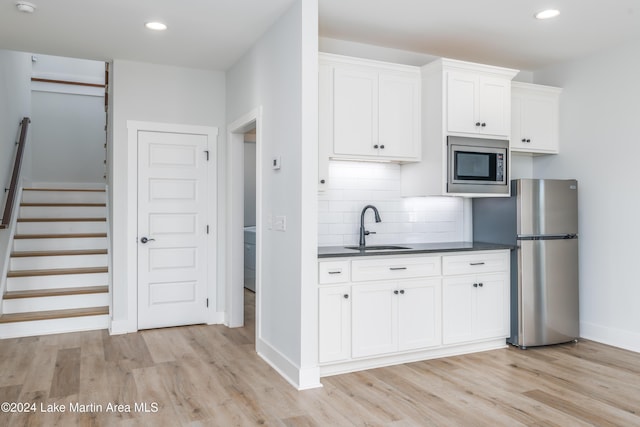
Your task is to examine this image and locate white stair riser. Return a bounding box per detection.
[6,272,108,291]
[0,315,109,339]
[17,221,107,235]
[19,206,106,219]
[13,237,107,252]
[22,191,106,204]
[10,254,108,271]
[3,293,109,314]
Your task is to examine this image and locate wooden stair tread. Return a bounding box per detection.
[23,188,106,192]
[4,286,108,299]
[13,233,107,239]
[11,249,108,258]
[20,203,106,207]
[8,266,108,278]
[17,217,106,223]
[0,306,109,323]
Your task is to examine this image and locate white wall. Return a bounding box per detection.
[110,60,226,332]
[30,91,105,185]
[319,161,465,246]
[30,55,106,186]
[0,50,31,299]
[532,39,640,352]
[32,54,105,84]
[226,0,319,388]
[320,37,438,66]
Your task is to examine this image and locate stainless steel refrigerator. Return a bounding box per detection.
[473,179,579,348]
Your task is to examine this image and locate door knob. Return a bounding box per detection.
[140,237,155,244]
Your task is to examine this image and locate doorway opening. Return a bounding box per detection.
[226,108,262,335]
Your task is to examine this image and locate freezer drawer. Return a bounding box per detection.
[513,238,579,347]
[517,179,578,236]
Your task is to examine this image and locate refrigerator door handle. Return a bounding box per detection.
[518,234,579,241]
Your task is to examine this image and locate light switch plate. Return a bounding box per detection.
[273,215,286,231]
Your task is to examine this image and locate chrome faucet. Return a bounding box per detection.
[359,205,382,249]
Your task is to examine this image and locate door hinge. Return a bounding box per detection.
[206,225,209,234]
[204,150,210,161]
[206,298,209,307]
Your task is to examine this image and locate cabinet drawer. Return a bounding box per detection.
[352,256,441,282]
[319,261,351,284]
[442,251,509,276]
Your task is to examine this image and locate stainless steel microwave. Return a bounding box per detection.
[447,136,509,195]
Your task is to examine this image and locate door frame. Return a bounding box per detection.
[123,121,219,332]
[226,107,262,330]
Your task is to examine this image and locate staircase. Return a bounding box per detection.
[0,188,110,338]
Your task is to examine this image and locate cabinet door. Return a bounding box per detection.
[511,91,558,153]
[333,67,378,157]
[319,285,352,363]
[474,273,509,340]
[398,279,441,351]
[352,282,397,358]
[447,71,479,134]
[478,77,510,137]
[442,277,475,344]
[318,63,332,191]
[378,73,420,159]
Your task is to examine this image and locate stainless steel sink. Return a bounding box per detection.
[344,245,410,251]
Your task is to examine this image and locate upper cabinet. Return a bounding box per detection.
[318,54,421,189]
[401,58,518,197]
[447,71,511,138]
[511,82,562,154]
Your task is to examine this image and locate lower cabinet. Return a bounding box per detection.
[442,273,509,344]
[318,250,510,374]
[352,279,441,358]
[318,285,351,363]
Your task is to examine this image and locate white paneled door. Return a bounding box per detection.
[137,130,210,329]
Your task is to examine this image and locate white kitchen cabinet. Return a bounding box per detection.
[401,58,518,197]
[319,53,421,170]
[333,66,378,157]
[447,71,511,137]
[442,250,510,345]
[352,282,398,358]
[318,249,509,376]
[319,285,351,363]
[442,273,509,344]
[351,278,441,358]
[510,82,561,154]
[397,279,442,351]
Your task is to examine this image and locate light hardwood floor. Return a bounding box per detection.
[1,290,640,426]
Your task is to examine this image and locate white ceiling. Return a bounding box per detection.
[320,0,640,70]
[0,0,639,71]
[0,0,296,70]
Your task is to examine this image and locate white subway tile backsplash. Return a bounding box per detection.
[319,161,465,246]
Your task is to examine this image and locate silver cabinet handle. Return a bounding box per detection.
[469,262,485,266]
[389,267,407,271]
[328,270,342,275]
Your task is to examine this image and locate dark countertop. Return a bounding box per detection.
[318,241,513,258]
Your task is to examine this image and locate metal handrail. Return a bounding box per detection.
[1,117,30,229]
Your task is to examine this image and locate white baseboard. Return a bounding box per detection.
[320,339,507,378]
[207,311,225,325]
[109,318,136,335]
[256,337,322,390]
[580,321,640,353]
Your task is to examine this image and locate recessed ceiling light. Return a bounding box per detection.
[16,1,36,13]
[535,9,560,20]
[145,22,167,31]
